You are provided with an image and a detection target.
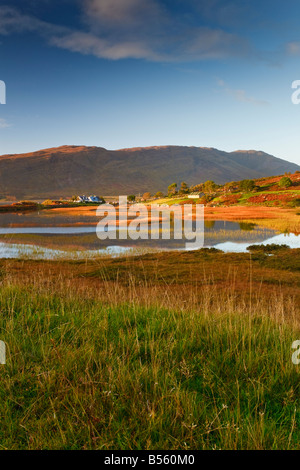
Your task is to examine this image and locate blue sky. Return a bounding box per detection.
[1,0,300,165]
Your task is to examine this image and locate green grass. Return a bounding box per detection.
[0,283,299,449]
[205,189,300,207]
[147,197,191,205]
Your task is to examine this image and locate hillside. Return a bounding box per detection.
[154,172,300,212]
[0,145,299,199]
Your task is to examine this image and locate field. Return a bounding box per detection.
[151,171,300,210]
[0,173,299,450]
[0,248,299,449]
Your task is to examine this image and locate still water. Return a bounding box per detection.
[0,211,299,259]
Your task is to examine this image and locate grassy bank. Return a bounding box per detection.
[0,251,299,449]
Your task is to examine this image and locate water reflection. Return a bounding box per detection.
[210,233,300,253]
[0,215,298,259]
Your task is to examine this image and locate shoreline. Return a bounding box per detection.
[0,205,297,228]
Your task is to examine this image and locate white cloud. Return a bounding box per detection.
[287,42,300,56]
[217,79,269,106]
[0,118,10,128]
[0,6,52,35]
[49,26,248,62]
[83,0,163,27]
[50,31,159,60]
[179,27,249,60]
[0,3,251,62]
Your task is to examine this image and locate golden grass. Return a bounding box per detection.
[0,250,299,449]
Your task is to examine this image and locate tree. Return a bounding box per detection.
[179,181,189,194]
[168,183,177,196]
[155,191,164,198]
[71,195,78,201]
[128,195,136,202]
[239,179,255,192]
[279,177,292,189]
[142,192,151,200]
[190,183,204,193]
[203,180,217,194]
[224,182,238,193]
[42,199,55,206]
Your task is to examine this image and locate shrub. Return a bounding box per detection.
[198,247,223,253]
[279,177,292,189]
[288,198,300,208]
[247,244,290,253]
[239,179,255,192]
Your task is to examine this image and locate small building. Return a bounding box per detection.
[76,195,103,203]
[88,196,102,203]
[77,195,89,203]
[188,193,204,199]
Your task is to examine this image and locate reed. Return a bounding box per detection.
[0,255,299,450]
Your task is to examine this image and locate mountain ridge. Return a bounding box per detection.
[0,145,299,199]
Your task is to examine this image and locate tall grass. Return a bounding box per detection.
[242,212,300,234]
[0,265,299,450]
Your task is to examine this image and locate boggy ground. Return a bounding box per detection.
[3,205,299,236]
[2,248,300,315]
[0,249,299,450]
